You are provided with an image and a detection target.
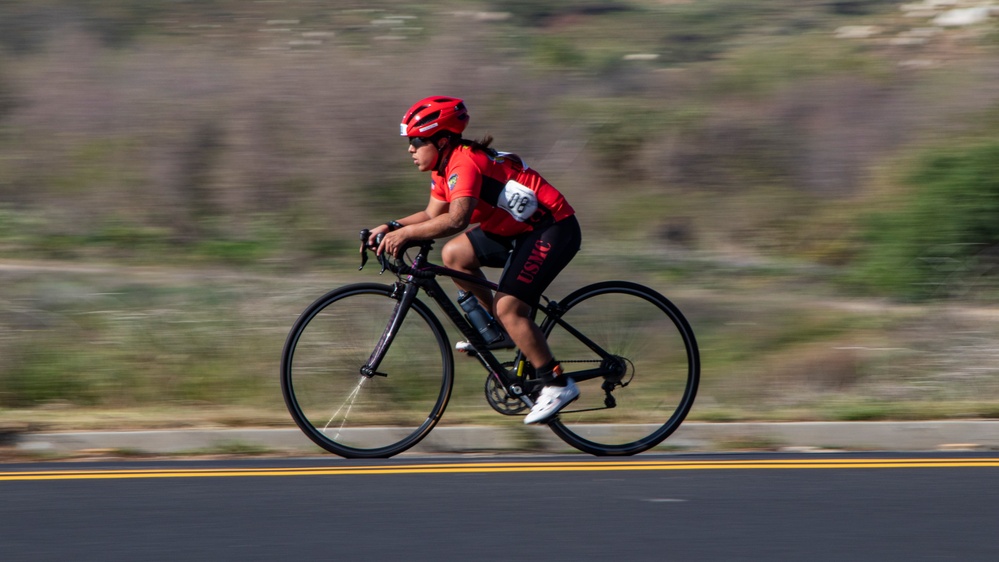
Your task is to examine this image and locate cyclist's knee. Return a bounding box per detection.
[494,292,531,322]
[441,236,476,269]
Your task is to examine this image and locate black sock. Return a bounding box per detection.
[537,358,566,386]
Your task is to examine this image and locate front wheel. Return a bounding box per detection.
[541,281,699,455]
[281,283,454,458]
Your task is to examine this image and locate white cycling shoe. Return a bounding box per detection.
[455,333,516,353]
[523,379,579,424]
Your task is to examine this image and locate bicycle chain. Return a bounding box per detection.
[487,357,635,416]
[484,359,600,415]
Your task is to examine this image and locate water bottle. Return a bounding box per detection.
[457,291,503,343]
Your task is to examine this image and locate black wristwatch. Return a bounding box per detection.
[385,220,403,231]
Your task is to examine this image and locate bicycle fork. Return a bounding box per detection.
[360,282,416,378]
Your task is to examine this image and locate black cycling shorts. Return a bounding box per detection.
[466,215,581,307]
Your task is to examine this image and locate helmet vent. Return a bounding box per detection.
[415,110,441,127]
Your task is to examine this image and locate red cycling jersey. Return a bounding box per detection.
[430,145,574,237]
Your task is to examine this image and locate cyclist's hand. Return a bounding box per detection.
[377,228,411,258]
[364,225,390,251]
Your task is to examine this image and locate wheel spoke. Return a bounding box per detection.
[323,376,366,441]
[544,282,699,455]
[281,284,453,458]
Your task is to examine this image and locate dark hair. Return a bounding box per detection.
[431,132,496,155]
[433,133,498,173]
[459,135,498,158]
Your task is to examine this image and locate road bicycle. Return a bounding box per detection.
[280,231,699,458]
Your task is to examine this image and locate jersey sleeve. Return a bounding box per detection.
[430,178,448,202]
[445,158,483,201]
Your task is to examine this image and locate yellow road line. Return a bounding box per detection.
[2,458,999,481]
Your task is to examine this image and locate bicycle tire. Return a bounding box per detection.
[542,281,699,455]
[281,283,454,458]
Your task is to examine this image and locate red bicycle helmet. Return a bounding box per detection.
[400,96,469,138]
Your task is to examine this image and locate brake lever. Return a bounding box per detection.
[359,229,390,274]
[376,233,388,275]
[358,229,370,270]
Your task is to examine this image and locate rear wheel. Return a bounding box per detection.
[542,281,699,455]
[281,283,454,458]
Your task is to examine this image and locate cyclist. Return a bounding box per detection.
[367,95,582,424]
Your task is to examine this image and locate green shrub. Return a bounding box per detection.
[850,140,999,298]
[0,336,105,407]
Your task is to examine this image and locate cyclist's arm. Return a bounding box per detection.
[365,204,436,248]
[377,196,475,256]
[410,196,474,237]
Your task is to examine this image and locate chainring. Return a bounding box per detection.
[484,363,529,415]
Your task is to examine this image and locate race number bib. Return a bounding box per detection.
[497,180,538,222]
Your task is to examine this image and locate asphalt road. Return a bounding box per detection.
[3,453,998,561]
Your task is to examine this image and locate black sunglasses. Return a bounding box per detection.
[409,137,431,149]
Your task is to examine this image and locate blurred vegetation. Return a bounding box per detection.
[1,0,999,426]
[852,139,999,299]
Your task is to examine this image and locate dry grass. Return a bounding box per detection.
[1,1,999,425]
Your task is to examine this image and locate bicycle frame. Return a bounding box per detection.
[359,238,627,409]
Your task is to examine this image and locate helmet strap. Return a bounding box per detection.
[433,135,455,175]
